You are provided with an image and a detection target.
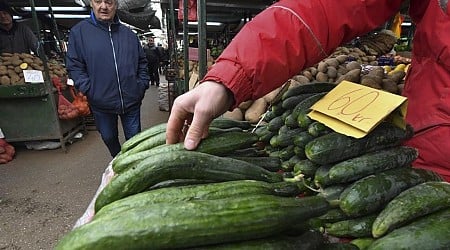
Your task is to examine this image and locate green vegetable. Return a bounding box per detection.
[293,159,319,177]
[210,117,252,130]
[372,181,450,238]
[367,208,450,250]
[267,116,284,132]
[230,156,282,172]
[339,167,443,217]
[325,214,377,238]
[350,238,374,250]
[95,151,284,212]
[281,82,335,100]
[57,195,330,250]
[327,146,419,185]
[120,122,166,153]
[308,121,333,137]
[270,128,303,148]
[305,122,414,165]
[95,180,301,218]
[282,93,316,110]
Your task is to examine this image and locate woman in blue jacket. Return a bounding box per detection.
[66,0,149,157]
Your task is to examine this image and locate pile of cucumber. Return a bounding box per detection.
[256,83,450,249]
[56,83,450,249]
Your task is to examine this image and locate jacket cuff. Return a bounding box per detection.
[202,60,253,109]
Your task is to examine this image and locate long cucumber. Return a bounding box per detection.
[95,180,301,218]
[120,122,166,153]
[57,195,330,250]
[95,151,284,212]
[372,181,450,238]
[324,214,377,238]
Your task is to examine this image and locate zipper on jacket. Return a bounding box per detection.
[109,24,125,113]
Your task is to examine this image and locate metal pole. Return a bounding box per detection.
[182,0,189,93]
[197,0,207,80]
[47,0,64,57]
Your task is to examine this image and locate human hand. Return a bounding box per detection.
[166,81,234,150]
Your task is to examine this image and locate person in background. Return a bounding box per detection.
[0,1,38,54]
[144,36,161,86]
[166,0,450,182]
[66,0,149,157]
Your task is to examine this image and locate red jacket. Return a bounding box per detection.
[204,0,450,180]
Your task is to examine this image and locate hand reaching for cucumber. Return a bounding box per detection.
[166,81,234,150]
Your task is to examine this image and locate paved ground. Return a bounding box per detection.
[0,83,170,250]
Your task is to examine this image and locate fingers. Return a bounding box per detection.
[165,99,192,145]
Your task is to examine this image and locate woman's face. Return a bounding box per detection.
[91,0,117,22]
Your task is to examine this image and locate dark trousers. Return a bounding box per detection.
[148,65,160,86]
[91,105,141,157]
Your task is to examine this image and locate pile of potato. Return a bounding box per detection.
[0,52,67,85]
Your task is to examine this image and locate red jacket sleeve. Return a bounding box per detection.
[203,0,403,107]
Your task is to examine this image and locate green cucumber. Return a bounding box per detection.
[297,112,313,129]
[305,122,414,165]
[350,238,374,250]
[372,181,450,238]
[148,179,215,190]
[278,145,296,161]
[293,146,307,159]
[293,131,316,148]
[208,126,243,135]
[270,128,303,148]
[230,156,282,172]
[314,165,333,188]
[323,242,360,250]
[327,146,419,185]
[282,93,316,110]
[290,92,327,120]
[57,195,330,250]
[285,113,300,128]
[281,82,335,100]
[317,184,347,206]
[293,159,319,177]
[308,121,333,137]
[95,151,284,211]
[113,131,259,174]
[339,167,443,217]
[210,117,252,130]
[254,126,275,143]
[325,214,377,238]
[95,180,301,218]
[120,122,166,153]
[267,116,284,132]
[367,208,450,250]
[317,208,349,223]
[119,131,166,157]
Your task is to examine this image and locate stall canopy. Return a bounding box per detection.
[3,0,161,31]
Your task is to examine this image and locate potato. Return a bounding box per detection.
[382,78,398,94]
[302,70,314,81]
[361,75,382,89]
[0,75,10,85]
[245,98,267,124]
[336,69,361,84]
[387,70,406,84]
[325,58,340,68]
[223,108,244,121]
[346,61,361,71]
[336,55,348,64]
[317,61,329,73]
[292,75,310,84]
[315,71,329,82]
[238,100,254,110]
[327,66,338,79]
[262,86,282,104]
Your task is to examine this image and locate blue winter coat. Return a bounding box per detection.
[66,11,149,114]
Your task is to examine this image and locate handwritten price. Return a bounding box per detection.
[327,88,380,123]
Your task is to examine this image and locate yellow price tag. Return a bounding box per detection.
[308,81,407,138]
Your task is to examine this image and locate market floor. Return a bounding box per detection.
[0,81,171,249]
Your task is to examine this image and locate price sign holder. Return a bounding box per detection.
[23,70,44,83]
[308,80,408,138]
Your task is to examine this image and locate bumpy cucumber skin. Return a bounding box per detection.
[95,151,284,212]
[339,168,443,217]
[367,208,450,250]
[230,156,282,172]
[95,180,300,218]
[120,122,166,153]
[350,238,375,250]
[305,122,413,165]
[372,181,450,238]
[327,146,419,185]
[57,195,330,250]
[281,82,336,100]
[325,214,377,238]
[210,117,252,130]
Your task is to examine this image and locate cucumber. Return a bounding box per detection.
[305,122,414,165]
[95,151,284,211]
[339,167,443,217]
[308,121,333,137]
[95,180,301,218]
[230,156,282,172]
[350,238,374,250]
[254,126,276,143]
[285,113,299,128]
[293,146,306,159]
[267,116,284,132]
[327,146,419,185]
[113,131,260,174]
[291,92,327,120]
[367,208,450,250]
[281,82,335,100]
[57,195,330,250]
[195,230,326,250]
[293,159,319,177]
[314,165,333,188]
[317,208,349,223]
[297,112,313,129]
[372,181,450,238]
[278,145,295,161]
[325,214,377,238]
[270,128,303,147]
[293,131,316,148]
[210,117,252,130]
[317,184,347,206]
[119,131,166,157]
[208,126,243,135]
[148,179,215,190]
[323,242,360,250]
[282,93,316,110]
[120,122,166,153]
